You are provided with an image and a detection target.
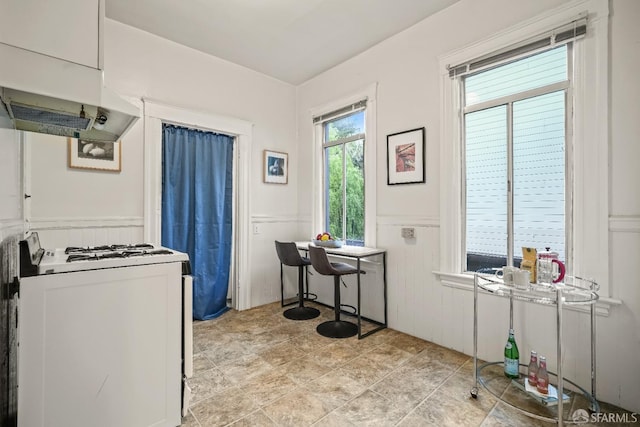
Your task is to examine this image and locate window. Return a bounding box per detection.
[323,110,365,246]
[310,84,377,248]
[463,46,570,271]
[438,1,610,297]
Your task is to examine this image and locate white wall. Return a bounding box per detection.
[296,0,640,412]
[0,127,23,241]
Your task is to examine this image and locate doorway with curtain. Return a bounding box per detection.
[161,124,234,320]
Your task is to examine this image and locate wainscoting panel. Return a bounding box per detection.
[28,217,144,249]
[376,217,440,342]
[250,215,305,308]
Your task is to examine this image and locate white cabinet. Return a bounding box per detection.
[0,0,102,69]
[18,263,182,427]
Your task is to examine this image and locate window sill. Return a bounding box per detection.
[433,271,622,317]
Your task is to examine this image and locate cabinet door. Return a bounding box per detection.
[18,264,182,427]
[0,0,100,69]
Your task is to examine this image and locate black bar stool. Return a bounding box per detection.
[275,241,320,320]
[308,245,364,338]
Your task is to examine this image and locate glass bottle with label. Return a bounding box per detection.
[504,329,520,378]
[536,356,549,394]
[527,350,538,386]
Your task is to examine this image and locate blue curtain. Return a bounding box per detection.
[162,124,234,320]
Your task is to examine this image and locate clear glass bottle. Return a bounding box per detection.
[536,356,549,394]
[527,350,538,386]
[504,329,520,379]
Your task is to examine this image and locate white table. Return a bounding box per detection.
[295,242,387,339]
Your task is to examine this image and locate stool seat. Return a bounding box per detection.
[308,245,364,338]
[275,241,320,320]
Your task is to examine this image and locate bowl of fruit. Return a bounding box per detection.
[313,232,344,248]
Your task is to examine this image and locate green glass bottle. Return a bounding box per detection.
[504,328,520,378]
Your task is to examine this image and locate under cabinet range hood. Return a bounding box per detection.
[0,43,140,143]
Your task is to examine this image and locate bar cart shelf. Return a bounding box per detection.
[470,275,599,426]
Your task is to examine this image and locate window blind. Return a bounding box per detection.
[313,99,367,124]
[448,16,586,78]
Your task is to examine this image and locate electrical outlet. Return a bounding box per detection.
[401,227,415,239]
[253,224,260,234]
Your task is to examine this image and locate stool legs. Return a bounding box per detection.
[284,265,320,320]
[316,276,358,338]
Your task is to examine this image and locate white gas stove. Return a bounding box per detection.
[20,232,190,275]
[17,232,193,427]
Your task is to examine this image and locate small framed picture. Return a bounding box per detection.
[386,127,425,185]
[68,138,121,172]
[264,150,288,184]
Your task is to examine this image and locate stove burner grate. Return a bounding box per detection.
[66,248,174,262]
[122,249,173,257]
[65,243,155,254]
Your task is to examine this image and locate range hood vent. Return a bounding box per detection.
[0,42,140,143]
[10,103,92,130]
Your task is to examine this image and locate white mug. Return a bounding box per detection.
[514,270,531,288]
[495,266,518,285]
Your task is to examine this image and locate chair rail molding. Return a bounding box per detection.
[28,216,144,230]
[377,215,440,228]
[609,215,640,233]
[252,214,300,224]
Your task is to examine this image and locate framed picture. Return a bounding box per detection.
[263,150,288,184]
[68,138,122,172]
[386,127,425,185]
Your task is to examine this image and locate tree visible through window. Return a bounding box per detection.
[323,111,365,246]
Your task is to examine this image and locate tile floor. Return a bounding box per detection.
[182,302,634,426]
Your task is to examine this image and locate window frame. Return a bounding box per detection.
[437,0,610,296]
[322,112,366,244]
[310,83,377,247]
[461,49,573,271]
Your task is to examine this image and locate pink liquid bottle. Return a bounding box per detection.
[536,356,549,395]
[527,350,538,387]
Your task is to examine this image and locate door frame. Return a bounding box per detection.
[142,99,252,311]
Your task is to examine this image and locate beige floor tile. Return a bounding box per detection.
[258,339,306,367]
[481,402,549,427]
[187,304,631,427]
[311,411,356,426]
[303,369,367,410]
[262,388,334,426]
[281,356,332,385]
[181,409,201,427]
[202,340,248,366]
[333,389,409,426]
[192,351,216,375]
[370,363,440,411]
[190,386,257,427]
[227,409,278,426]
[219,353,275,384]
[242,369,300,406]
[308,341,362,369]
[187,367,235,405]
[412,388,488,427]
[438,371,501,413]
[387,333,431,354]
[293,332,336,353]
[338,353,395,387]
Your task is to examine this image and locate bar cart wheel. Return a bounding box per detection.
[470,387,478,399]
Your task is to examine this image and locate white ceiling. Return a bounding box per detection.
[106,0,460,85]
